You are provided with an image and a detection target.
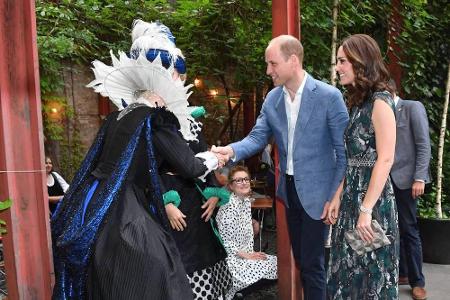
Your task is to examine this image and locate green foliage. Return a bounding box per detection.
[301,0,390,82]
[60,123,85,181]
[395,0,450,218]
[36,0,168,94]
[0,198,12,235]
[170,0,272,90]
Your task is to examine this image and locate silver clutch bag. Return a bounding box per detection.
[344,219,391,256]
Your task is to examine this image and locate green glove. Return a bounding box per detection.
[190,106,206,119]
[202,187,231,206]
[163,190,181,207]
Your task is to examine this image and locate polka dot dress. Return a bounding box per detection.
[188,259,232,299]
[216,193,277,300]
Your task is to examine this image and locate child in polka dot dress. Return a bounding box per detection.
[216,165,277,300]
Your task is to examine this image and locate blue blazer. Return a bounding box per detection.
[230,75,349,220]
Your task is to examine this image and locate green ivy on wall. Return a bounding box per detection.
[60,124,85,182]
[0,198,12,235]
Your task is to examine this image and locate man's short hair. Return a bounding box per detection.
[270,35,304,63]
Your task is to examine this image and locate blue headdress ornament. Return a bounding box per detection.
[130,20,186,75]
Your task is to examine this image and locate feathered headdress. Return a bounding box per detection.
[130,20,186,75]
[86,20,200,141]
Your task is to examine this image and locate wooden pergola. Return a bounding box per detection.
[0,0,403,299]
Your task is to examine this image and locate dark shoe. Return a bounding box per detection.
[412,287,427,300]
[399,276,409,285]
[233,292,244,299]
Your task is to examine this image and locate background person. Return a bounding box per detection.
[45,156,69,215]
[389,80,430,300]
[161,105,232,299]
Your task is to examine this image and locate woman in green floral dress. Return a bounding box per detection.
[324,34,399,299]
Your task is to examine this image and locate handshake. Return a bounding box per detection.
[210,145,234,168]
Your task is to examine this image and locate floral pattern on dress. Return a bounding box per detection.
[327,91,400,300]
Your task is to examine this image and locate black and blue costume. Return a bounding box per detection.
[51,106,208,299]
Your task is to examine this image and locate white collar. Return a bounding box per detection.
[282,71,308,100]
[394,95,400,107]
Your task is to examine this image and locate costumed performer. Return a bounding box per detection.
[51,20,222,300]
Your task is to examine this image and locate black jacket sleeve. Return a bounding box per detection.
[152,126,208,179]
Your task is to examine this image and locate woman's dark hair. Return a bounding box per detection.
[228,165,251,183]
[340,34,393,108]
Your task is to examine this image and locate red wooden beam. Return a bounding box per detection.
[272,1,302,299]
[272,0,301,38]
[243,93,255,137]
[0,1,54,298]
[387,0,403,97]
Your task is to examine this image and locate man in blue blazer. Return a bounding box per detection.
[213,35,349,299]
[390,81,431,300]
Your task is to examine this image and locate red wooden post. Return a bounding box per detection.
[272,2,302,299]
[243,93,255,137]
[387,0,403,96]
[0,1,54,298]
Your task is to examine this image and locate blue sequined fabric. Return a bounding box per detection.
[51,115,159,299]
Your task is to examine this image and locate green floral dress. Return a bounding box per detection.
[327,91,399,300]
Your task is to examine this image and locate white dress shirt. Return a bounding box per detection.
[47,171,70,192]
[394,95,399,107]
[283,72,308,175]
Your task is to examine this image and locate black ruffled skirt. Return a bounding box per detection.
[86,182,192,300]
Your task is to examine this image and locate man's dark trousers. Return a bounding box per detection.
[285,175,326,300]
[393,181,425,287]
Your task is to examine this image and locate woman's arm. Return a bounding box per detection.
[358,99,396,242]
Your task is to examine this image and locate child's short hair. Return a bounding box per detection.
[228,165,250,183]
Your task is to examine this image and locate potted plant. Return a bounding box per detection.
[417,63,450,264]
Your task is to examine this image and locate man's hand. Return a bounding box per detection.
[165,203,187,231]
[211,145,234,164]
[321,199,341,225]
[412,181,425,199]
[201,197,219,221]
[214,153,228,168]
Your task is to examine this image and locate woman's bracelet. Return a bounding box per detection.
[359,205,372,215]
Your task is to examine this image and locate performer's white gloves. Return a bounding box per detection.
[195,151,218,182]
